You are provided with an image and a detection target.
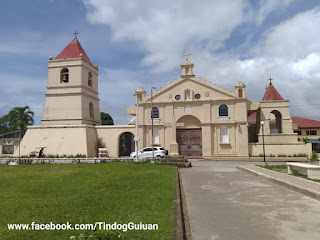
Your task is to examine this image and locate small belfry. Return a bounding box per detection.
[41,34,101,126]
[180,51,195,77]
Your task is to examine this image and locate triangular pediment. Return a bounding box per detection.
[144,77,236,102]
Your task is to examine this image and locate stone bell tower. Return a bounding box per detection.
[41,36,101,126]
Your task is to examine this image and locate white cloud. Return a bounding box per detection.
[83,0,248,72]
[83,2,320,120]
[291,53,320,77]
[253,7,320,60]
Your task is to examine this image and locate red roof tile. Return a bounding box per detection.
[291,116,320,129]
[248,112,257,121]
[55,37,92,65]
[261,83,284,101]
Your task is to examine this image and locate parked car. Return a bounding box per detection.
[130,147,167,158]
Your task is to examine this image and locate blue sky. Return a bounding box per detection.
[1,0,320,125]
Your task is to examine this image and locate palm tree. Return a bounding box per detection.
[8,106,34,138]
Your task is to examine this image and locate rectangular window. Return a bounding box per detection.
[307,130,317,135]
[153,128,160,144]
[185,90,191,101]
[220,126,229,143]
[2,145,14,154]
[294,131,301,135]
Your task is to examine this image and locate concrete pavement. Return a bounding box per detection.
[180,161,320,240]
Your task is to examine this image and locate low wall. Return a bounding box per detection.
[96,125,136,158]
[249,142,312,157]
[19,125,98,158]
[0,158,133,165]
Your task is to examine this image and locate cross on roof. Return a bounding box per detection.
[73,30,79,39]
[184,51,191,60]
[268,77,273,84]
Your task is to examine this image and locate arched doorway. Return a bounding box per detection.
[270,110,282,133]
[118,132,134,157]
[176,115,202,156]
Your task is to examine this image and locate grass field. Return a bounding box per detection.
[260,164,320,183]
[0,163,176,240]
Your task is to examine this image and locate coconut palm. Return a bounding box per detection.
[8,106,34,138]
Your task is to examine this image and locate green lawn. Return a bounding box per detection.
[260,164,320,183]
[0,163,176,240]
[261,164,287,173]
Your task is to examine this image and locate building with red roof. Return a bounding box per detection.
[291,116,320,152]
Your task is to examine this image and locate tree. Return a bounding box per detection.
[301,137,310,144]
[100,112,114,125]
[8,106,34,138]
[0,114,11,135]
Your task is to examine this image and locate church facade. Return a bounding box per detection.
[19,37,311,159]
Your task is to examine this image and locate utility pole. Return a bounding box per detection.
[151,87,156,162]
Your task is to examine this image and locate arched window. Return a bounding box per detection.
[238,89,243,98]
[61,68,69,83]
[153,127,160,144]
[89,102,94,119]
[184,89,191,101]
[219,104,228,116]
[270,110,282,133]
[220,125,229,143]
[151,107,159,118]
[88,72,92,87]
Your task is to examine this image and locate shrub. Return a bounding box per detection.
[310,151,319,161]
[297,153,307,157]
[301,137,310,144]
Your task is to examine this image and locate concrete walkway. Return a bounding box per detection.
[180,161,320,240]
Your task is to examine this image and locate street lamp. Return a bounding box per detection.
[151,87,156,162]
[260,121,266,163]
[133,93,139,163]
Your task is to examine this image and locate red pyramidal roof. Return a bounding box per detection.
[248,112,257,121]
[55,37,92,65]
[292,116,320,129]
[261,82,284,101]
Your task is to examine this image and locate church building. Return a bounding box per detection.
[19,37,311,159]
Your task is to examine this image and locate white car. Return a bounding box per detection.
[130,147,167,158]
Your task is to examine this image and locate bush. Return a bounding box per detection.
[310,151,319,161]
[278,154,287,157]
[302,137,310,144]
[297,153,307,157]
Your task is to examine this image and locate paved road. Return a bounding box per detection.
[180,161,320,240]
